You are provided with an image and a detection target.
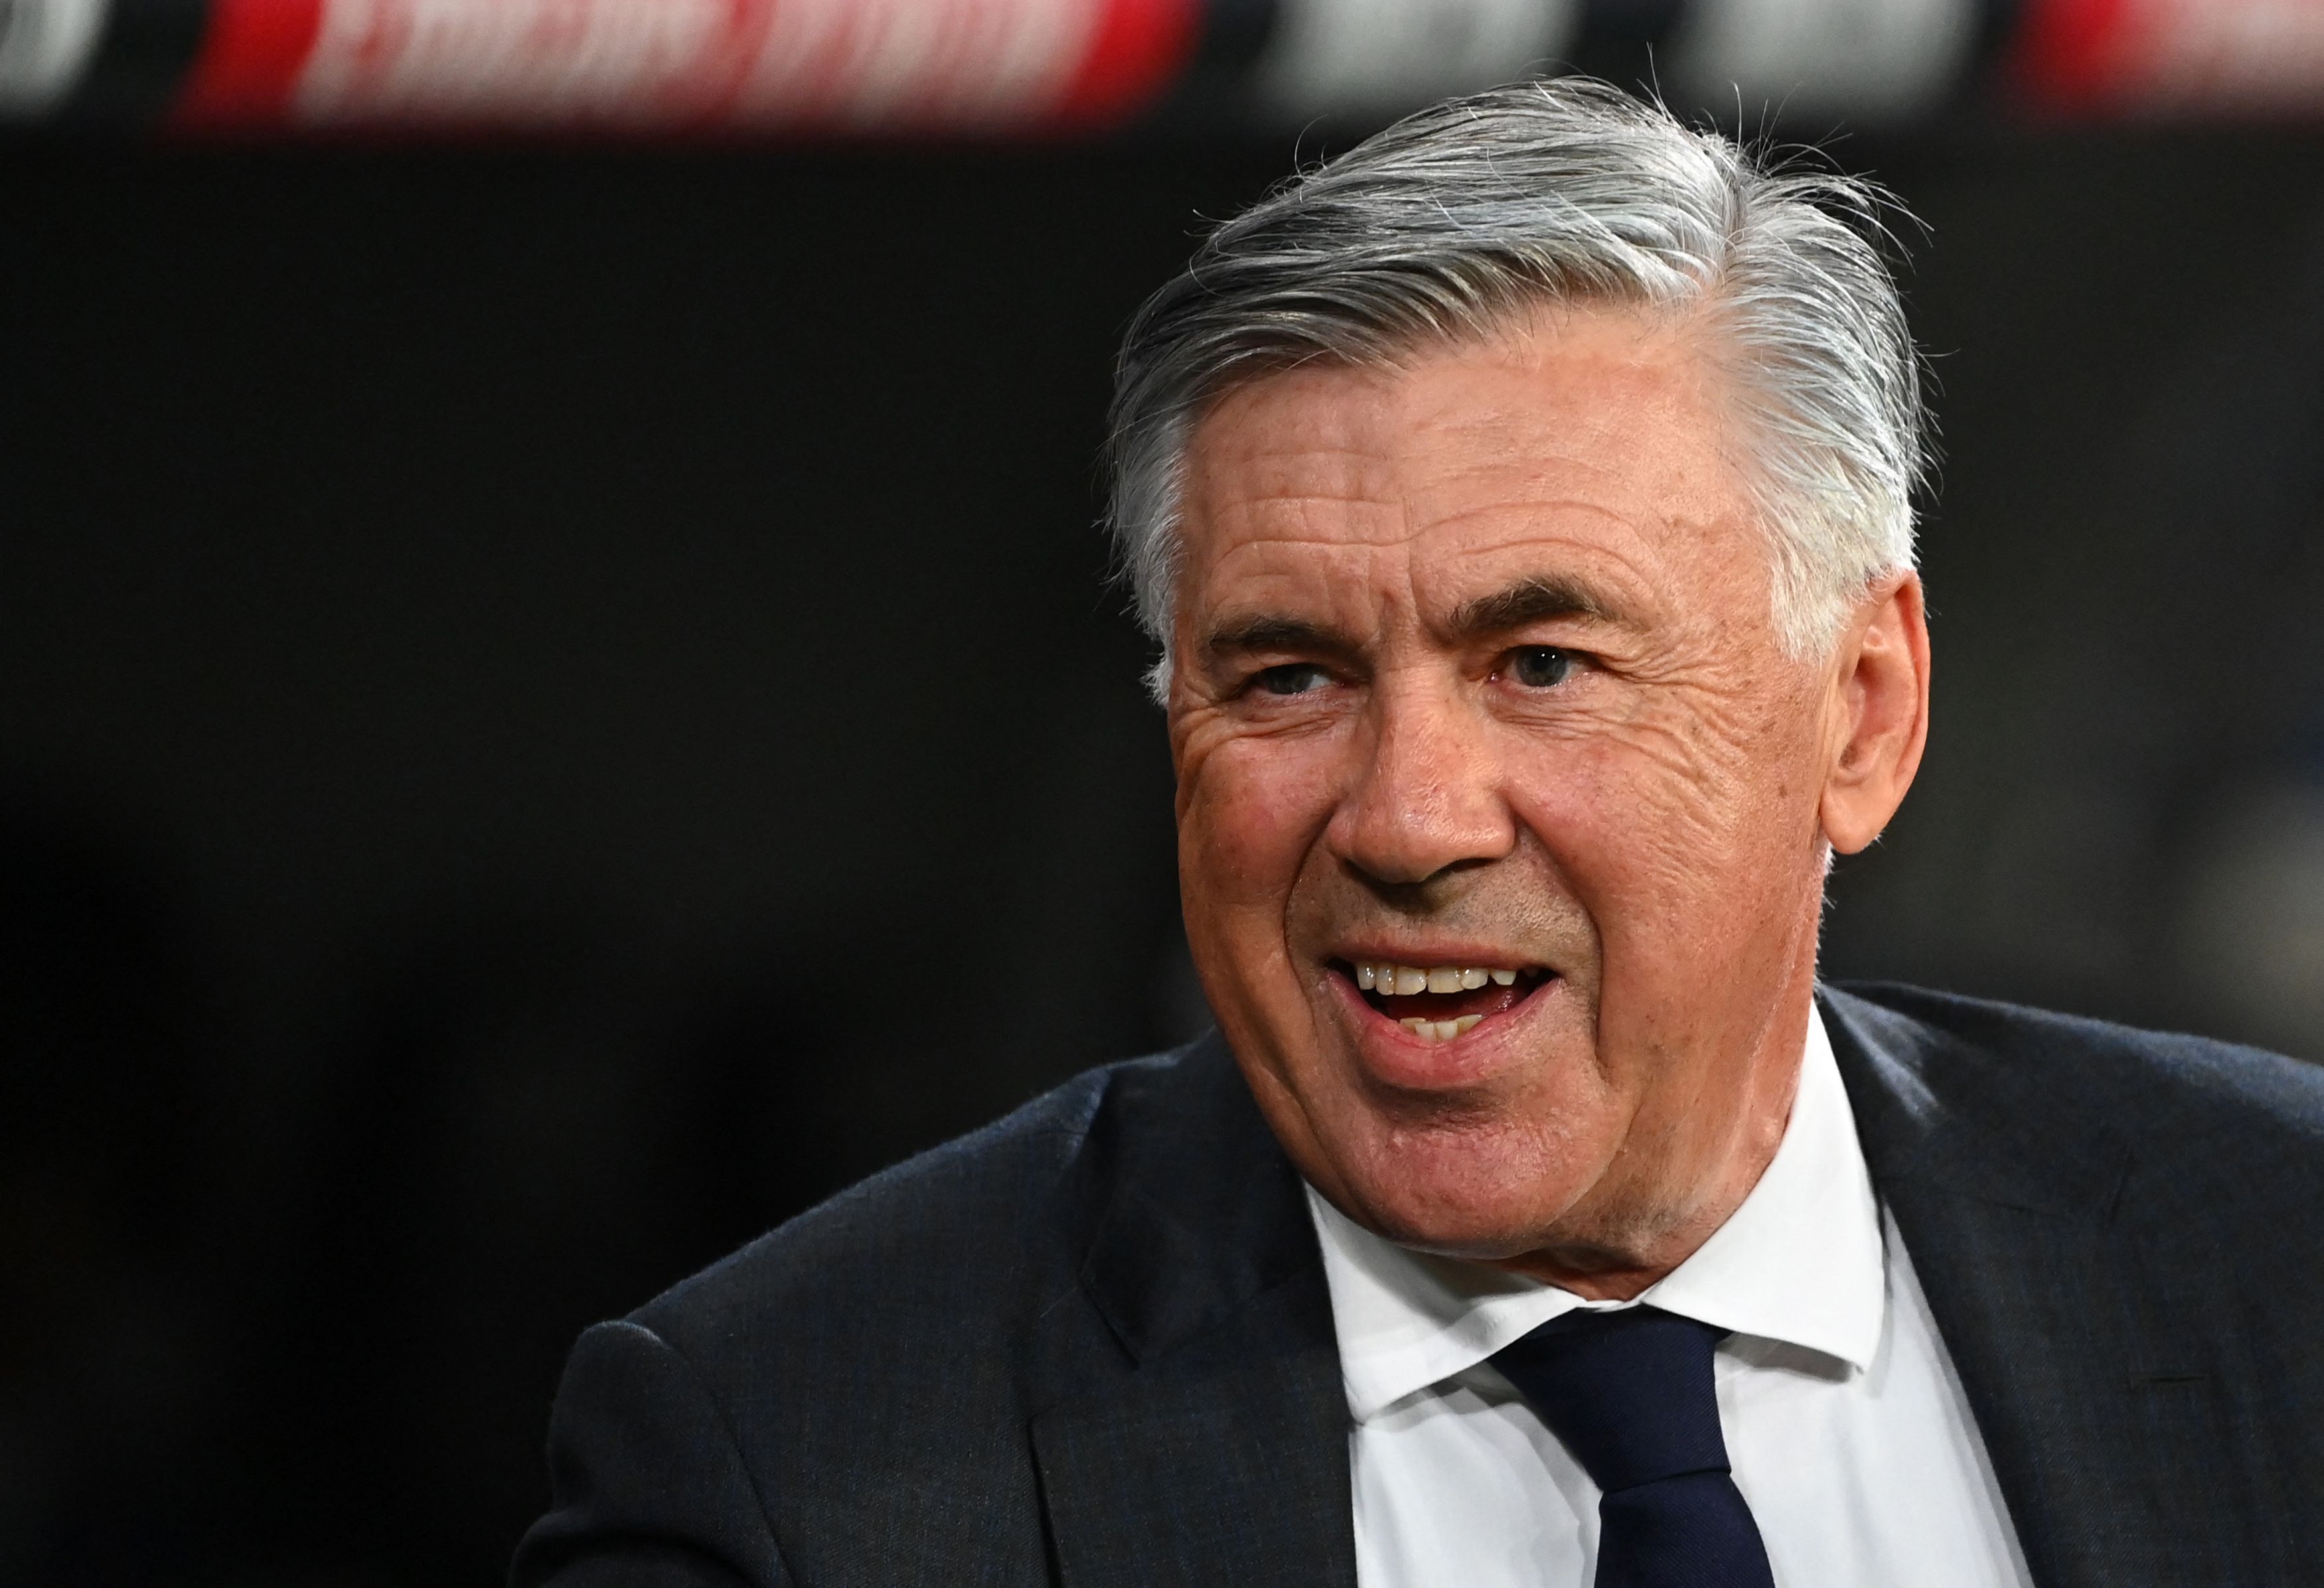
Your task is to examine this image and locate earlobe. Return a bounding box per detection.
[1820,573,1931,855]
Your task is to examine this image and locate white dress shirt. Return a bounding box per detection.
[1306,1004,2037,1588]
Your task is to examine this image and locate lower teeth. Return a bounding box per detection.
[1400,1014,1482,1043]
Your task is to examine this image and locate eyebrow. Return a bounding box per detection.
[1445,575,1629,640]
[1201,614,1356,664]
[1198,574,1631,669]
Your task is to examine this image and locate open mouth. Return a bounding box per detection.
[1333,958,1555,1043]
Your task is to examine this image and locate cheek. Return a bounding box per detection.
[1176,733,1345,909]
[1501,697,1825,1013]
[1499,715,1793,940]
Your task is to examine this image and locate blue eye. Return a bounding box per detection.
[1254,663,1331,697]
[1507,646,1572,689]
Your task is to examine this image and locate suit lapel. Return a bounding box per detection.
[1822,988,2262,1588]
[1032,1034,1357,1588]
[1032,1271,1352,1588]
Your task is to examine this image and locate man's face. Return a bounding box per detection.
[1168,307,1845,1279]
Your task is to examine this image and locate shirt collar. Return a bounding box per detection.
[1308,1001,1887,1422]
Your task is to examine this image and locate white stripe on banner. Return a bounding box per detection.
[1667,0,1978,121]
[0,0,108,113]
[292,0,1106,129]
[732,0,1101,127]
[1257,0,1579,119]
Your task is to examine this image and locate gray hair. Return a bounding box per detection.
[1105,77,1928,699]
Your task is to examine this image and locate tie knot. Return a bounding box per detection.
[1490,1306,1732,1494]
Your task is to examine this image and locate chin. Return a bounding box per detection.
[1321,1108,1606,1262]
[1223,999,1617,1259]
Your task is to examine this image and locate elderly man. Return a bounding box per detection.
[513,80,2322,1588]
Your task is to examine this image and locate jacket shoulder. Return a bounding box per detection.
[1828,979,2324,1137]
[532,1045,1237,1585]
[633,1047,1178,1366]
[522,1034,1318,1586]
[1825,980,2324,1257]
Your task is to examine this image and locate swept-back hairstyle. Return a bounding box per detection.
[1106,77,1927,698]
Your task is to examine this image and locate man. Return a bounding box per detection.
[512,80,2323,1588]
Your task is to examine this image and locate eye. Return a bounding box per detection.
[1502,646,1573,689]
[1252,662,1332,697]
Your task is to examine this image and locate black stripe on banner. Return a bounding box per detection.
[1142,0,1282,131]
[1561,0,1691,96]
[52,0,207,127]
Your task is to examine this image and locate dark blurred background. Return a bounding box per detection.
[8,54,2324,1588]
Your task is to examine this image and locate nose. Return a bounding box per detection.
[1326,672,1516,889]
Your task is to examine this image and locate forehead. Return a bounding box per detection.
[1176,309,1762,633]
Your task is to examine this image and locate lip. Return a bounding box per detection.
[1321,959,1558,1092]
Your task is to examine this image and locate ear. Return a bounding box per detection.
[1820,572,1930,855]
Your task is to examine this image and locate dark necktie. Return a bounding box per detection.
[1491,1305,1776,1588]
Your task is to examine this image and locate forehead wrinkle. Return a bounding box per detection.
[1208,493,1405,526]
[1195,428,1404,495]
[1398,503,1671,622]
[1196,479,1419,566]
[1405,494,1649,545]
[1395,369,1741,523]
[1199,530,1417,569]
[1192,440,1409,526]
[1410,443,1653,512]
[1190,536,1384,601]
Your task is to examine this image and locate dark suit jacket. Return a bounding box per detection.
[511,985,2324,1587]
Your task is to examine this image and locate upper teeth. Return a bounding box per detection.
[1356,963,1521,994]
